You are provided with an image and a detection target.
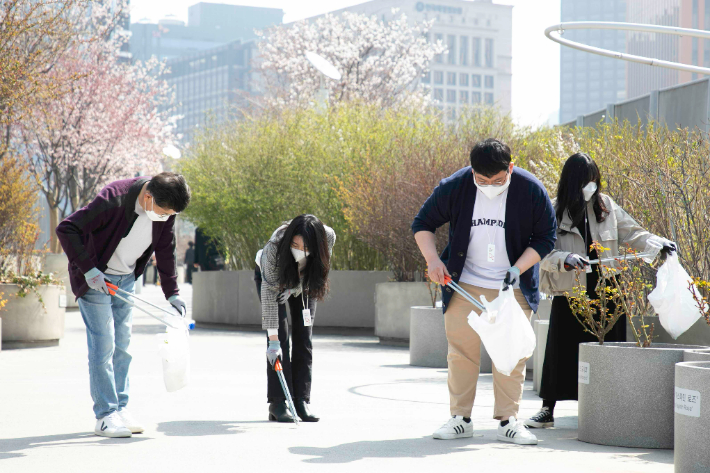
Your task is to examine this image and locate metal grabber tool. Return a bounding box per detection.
[273,359,299,426]
[104,280,194,330]
[443,276,487,313]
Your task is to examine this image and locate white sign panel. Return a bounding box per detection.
[675,387,701,418]
[578,361,590,385]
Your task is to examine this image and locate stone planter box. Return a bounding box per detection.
[578,342,707,449]
[683,349,710,362]
[375,282,433,342]
[193,270,392,328]
[43,253,77,308]
[674,361,710,472]
[410,306,447,367]
[0,284,65,348]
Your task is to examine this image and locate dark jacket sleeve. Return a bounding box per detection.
[55,189,112,275]
[528,185,557,260]
[154,216,179,299]
[411,180,451,235]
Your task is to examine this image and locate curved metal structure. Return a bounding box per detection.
[545,21,710,75]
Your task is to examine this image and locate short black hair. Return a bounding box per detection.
[188,241,194,247]
[469,138,512,177]
[147,172,191,213]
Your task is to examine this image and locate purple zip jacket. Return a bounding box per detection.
[56,177,179,301]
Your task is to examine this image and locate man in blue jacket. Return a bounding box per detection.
[412,138,556,445]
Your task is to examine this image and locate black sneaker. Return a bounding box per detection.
[524,407,554,428]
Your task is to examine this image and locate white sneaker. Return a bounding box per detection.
[433,415,474,440]
[118,408,144,434]
[497,416,538,445]
[94,412,132,438]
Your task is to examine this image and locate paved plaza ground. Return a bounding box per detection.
[0,283,674,472]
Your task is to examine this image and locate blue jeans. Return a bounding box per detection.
[78,273,135,419]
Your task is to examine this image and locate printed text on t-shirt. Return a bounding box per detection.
[472,218,506,228]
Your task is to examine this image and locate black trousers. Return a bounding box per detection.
[254,266,313,403]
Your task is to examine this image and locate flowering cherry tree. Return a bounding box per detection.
[255,10,446,108]
[15,1,177,253]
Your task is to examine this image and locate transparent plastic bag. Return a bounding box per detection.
[648,254,702,340]
[467,286,536,376]
[155,325,191,392]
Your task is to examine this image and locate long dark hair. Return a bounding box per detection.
[556,153,608,228]
[275,214,331,301]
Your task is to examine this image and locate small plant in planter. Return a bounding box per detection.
[689,279,710,325]
[0,270,61,310]
[565,242,658,346]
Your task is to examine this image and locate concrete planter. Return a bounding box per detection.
[43,253,77,308]
[578,342,707,449]
[0,284,65,348]
[409,306,446,367]
[375,282,433,342]
[193,270,392,328]
[683,349,710,362]
[674,361,710,472]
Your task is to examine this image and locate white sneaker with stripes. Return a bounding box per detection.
[433,415,473,440]
[497,416,538,445]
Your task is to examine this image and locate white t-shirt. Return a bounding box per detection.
[106,199,153,275]
[459,188,511,289]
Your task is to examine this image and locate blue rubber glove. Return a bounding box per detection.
[85,268,109,295]
[503,266,521,292]
[168,295,186,317]
[266,340,282,367]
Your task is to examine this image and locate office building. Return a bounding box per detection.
[130,3,282,63]
[561,0,706,124]
[307,0,513,117]
[162,40,257,142]
[559,0,627,124]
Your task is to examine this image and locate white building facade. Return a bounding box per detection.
[307,0,513,117]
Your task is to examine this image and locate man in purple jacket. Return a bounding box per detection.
[56,172,191,438]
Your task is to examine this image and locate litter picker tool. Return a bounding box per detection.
[274,359,299,425]
[586,250,661,266]
[443,276,487,313]
[104,281,194,330]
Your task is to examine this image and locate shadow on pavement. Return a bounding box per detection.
[290,427,674,464]
[156,420,269,437]
[0,432,151,460]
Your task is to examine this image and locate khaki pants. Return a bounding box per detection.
[445,282,532,419]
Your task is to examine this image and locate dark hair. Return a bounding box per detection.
[469,138,511,177]
[556,153,608,228]
[188,241,194,247]
[147,172,191,213]
[275,214,331,301]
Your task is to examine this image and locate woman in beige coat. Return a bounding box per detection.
[524,153,675,429]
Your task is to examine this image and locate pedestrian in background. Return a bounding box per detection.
[184,241,195,284]
[56,172,191,438]
[526,153,676,429]
[254,215,336,423]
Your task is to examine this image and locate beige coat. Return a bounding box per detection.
[540,193,655,296]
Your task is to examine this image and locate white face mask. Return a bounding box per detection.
[146,196,170,222]
[474,171,511,200]
[291,248,309,263]
[582,182,598,202]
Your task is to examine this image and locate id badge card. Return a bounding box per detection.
[487,244,495,263]
[302,309,312,327]
[585,264,593,274]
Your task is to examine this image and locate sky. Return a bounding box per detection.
[129,0,562,128]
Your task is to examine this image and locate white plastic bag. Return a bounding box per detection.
[467,286,536,376]
[648,254,702,339]
[155,325,191,392]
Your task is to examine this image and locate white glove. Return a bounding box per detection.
[278,288,295,304]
